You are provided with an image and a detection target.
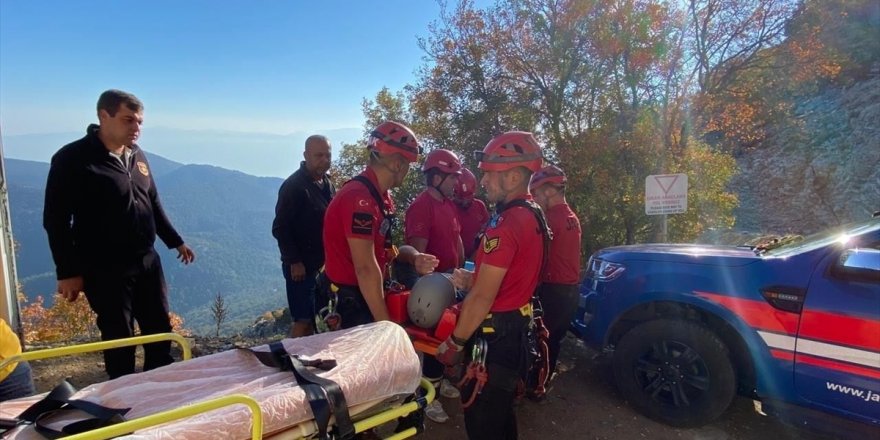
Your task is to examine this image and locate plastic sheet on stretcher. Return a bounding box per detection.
[0,321,423,439]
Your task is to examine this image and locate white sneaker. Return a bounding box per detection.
[424,400,449,423]
[440,378,460,398]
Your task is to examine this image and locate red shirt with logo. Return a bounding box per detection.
[405,190,462,272]
[474,195,543,312]
[456,199,490,259]
[543,203,582,285]
[323,168,395,286]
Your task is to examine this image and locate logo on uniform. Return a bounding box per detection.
[137,161,149,176]
[352,212,373,235]
[483,236,500,254]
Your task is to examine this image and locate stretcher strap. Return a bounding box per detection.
[15,379,130,439]
[247,342,354,440]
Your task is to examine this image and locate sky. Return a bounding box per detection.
[0,1,464,175]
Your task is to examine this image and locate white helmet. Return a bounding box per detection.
[407,273,456,328]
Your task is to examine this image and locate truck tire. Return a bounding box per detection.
[612,319,736,427]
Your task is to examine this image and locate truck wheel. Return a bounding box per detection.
[612,319,736,427]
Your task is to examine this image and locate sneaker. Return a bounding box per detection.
[424,400,449,423]
[440,378,461,399]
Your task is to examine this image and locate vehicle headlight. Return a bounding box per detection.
[588,257,626,282]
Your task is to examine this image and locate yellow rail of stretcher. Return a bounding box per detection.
[2,333,435,440]
[0,332,192,370]
[62,393,263,440]
[41,378,435,440]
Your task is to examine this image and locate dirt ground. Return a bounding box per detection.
[26,335,839,440]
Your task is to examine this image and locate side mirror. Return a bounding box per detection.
[832,248,880,283]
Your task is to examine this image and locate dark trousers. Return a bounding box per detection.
[315,273,373,330]
[538,283,579,376]
[462,312,529,440]
[0,361,35,402]
[83,251,173,379]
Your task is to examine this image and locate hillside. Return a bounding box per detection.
[731,76,880,234]
[5,155,288,335]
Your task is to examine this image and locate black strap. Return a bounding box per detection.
[16,380,130,439]
[497,198,553,276]
[244,342,354,440]
[350,175,395,250]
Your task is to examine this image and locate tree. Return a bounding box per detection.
[210,291,228,338]
[405,0,738,252]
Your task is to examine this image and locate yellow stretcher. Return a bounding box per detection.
[0,322,433,439]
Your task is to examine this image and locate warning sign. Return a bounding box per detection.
[645,174,688,215]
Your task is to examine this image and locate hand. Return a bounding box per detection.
[290,262,306,282]
[435,336,465,367]
[413,253,439,275]
[176,244,196,265]
[57,276,84,302]
[452,268,474,291]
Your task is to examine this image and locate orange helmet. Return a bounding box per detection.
[368,121,422,163]
[529,165,567,191]
[455,168,477,199]
[474,131,543,172]
[422,149,462,174]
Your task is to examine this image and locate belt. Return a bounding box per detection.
[481,302,533,334]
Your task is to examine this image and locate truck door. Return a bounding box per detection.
[795,239,880,423]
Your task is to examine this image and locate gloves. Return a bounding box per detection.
[435,335,465,366]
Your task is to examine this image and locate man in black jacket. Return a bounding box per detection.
[43,89,195,379]
[272,135,335,337]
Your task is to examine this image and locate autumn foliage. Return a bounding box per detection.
[339,0,876,254]
[18,291,189,344]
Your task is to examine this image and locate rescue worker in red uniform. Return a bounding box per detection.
[530,165,582,387]
[405,148,465,423]
[319,121,437,330]
[454,168,490,260]
[436,131,545,439]
[406,149,464,272]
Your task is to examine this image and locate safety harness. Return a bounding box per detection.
[497,198,553,399]
[243,342,354,440]
[316,175,398,333]
[350,175,396,253]
[456,198,553,407]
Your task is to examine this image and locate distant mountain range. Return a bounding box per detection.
[5,154,294,335]
[2,126,362,178]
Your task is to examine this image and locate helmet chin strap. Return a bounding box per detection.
[432,173,451,198]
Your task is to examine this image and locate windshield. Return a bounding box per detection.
[763,219,880,257]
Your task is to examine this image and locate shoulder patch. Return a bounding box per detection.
[137,161,149,176]
[352,212,374,235]
[483,236,501,254]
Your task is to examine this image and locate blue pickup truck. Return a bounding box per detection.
[571,217,880,432]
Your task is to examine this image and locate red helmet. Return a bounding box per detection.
[368,121,422,163]
[530,165,567,191]
[455,168,477,199]
[422,149,463,174]
[474,131,543,172]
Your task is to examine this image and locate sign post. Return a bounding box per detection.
[645,174,688,242]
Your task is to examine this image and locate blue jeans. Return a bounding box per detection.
[0,361,35,402]
[282,264,318,322]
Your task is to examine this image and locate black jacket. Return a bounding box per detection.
[43,124,184,279]
[272,162,335,272]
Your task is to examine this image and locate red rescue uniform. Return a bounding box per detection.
[323,168,395,286]
[405,191,462,272]
[474,195,543,312]
[456,199,490,259]
[542,203,582,284]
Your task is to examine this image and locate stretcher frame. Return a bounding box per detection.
[1,332,435,440]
